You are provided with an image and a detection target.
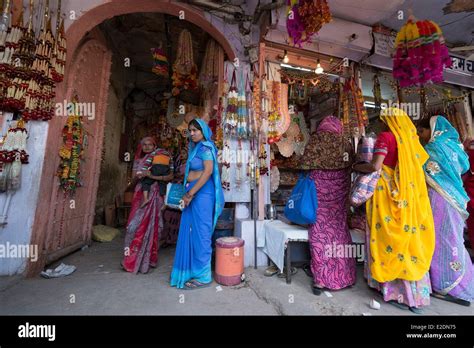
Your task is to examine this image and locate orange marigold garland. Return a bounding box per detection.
[57,105,84,195]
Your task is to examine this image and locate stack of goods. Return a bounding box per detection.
[57,106,85,195]
[286,0,331,47]
[0,119,29,192]
[393,18,452,87]
[172,29,198,96]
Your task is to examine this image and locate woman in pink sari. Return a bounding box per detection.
[301,116,356,295]
[121,137,174,274]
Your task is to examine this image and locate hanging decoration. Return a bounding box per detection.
[151,46,169,77]
[221,139,231,191]
[342,77,368,138]
[267,81,281,144]
[270,164,280,193]
[372,74,382,109]
[51,0,66,83]
[172,29,198,96]
[280,68,337,93]
[393,18,452,87]
[294,111,310,155]
[0,119,29,164]
[57,101,85,195]
[236,71,248,139]
[223,69,238,136]
[286,0,331,47]
[198,38,221,94]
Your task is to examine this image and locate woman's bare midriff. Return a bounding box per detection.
[187,170,203,182]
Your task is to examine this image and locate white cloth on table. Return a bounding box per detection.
[262,220,308,272]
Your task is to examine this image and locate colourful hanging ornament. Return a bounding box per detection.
[393,18,452,87]
[286,0,332,47]
[223,68,238,136]
[236,71,248,139]
[0,119,29,164]
[151,46,169,77]
[51,0,66,83]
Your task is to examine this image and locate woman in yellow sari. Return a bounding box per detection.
[353,108,435,314]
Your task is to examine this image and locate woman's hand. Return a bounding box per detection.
[182,194,193,207]
[136,171,145,179]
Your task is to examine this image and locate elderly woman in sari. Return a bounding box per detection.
[417,116,473,306]
[121,137,174,274]
[170,119,224,289]
[353,108,435,314]
[300,115,356,295]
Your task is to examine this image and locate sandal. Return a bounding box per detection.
[409,307,423,315]
[184,279,212,290]
[277,267,297,278]
[264,265,279,277]
[312,285,322,296]
[432,293,471,307]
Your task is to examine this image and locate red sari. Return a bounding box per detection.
[122,148,168,274]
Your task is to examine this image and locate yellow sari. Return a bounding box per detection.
[367,108,435,282]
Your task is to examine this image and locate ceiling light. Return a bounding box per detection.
[315,59,324,74]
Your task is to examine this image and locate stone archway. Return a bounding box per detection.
[27,0,236,276]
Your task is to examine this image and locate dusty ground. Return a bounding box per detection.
[1,233,473,316]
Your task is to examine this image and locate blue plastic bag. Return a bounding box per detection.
[284,173,317,225]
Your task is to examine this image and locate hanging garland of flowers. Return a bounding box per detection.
[287,0,332,47]
[51,0,66,83]
[393,18,452,87]
[267,81,282,144]
[223,69,238,136]
[57,104,84,194]
[172,29,198,96]
[0,119,29,164]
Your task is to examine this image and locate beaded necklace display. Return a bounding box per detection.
[223,68,238,136]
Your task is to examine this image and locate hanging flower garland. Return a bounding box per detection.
[393,18,452,87]
[287,0,332,47]
[342,77,368,137]
[236,71,248,139]
[221,138,231,191]
[0,119,29,164]
[172,29,198,96]
[57,104,84,195]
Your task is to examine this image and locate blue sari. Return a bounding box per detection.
[170,119,225,288]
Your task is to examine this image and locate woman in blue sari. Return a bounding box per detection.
[417,116,474,306]
[170,119,225,289]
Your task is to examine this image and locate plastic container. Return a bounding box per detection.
[212,229,233,249]
[215,237,244,286]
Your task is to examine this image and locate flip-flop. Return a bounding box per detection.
[312,285,322,296]
[388,300,409,311]
[432,292,471,307]
[183,279,212,290]
[409,307,423,314]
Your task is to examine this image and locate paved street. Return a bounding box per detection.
[1,233,473,316]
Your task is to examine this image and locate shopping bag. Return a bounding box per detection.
[165,183,186,210]
[349,170,381,206]
[284,173,317,225]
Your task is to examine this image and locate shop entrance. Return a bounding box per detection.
[27,1,235,276]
